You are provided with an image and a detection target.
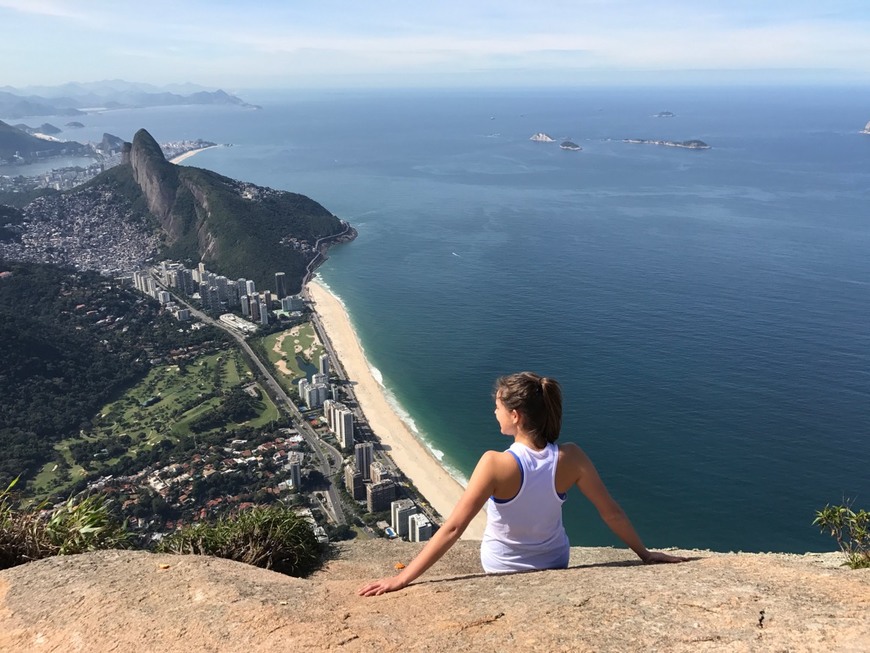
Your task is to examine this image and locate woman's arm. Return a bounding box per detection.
[567,444,687,564]
[357,451,500,596]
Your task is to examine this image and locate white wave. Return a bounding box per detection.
[315,278,472,488]
[368,362,473,485]
[311,278,347,309]
[369,364,384,386]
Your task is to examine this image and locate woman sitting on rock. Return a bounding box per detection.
[358,371,687,596]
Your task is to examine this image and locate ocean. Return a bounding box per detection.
[20,86,870,553]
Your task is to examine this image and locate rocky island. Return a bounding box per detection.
[529,132,555,142]
[560,140,582,151]
[13,122,62,136]
[861,120,870,134]
[624,138,710,150]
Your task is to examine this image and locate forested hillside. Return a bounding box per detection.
[0,260,227,487]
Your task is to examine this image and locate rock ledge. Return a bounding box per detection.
[1,541,867,652]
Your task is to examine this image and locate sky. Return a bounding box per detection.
[2,0,870,90]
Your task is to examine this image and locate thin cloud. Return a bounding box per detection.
[0,0,85,19]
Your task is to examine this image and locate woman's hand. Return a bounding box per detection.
[642,550,690,564]
[358,575,408,597]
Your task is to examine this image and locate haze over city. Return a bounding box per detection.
[2,0,870,89]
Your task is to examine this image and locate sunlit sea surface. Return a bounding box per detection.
[17,86,870,553]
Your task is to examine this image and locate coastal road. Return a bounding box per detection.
[153,280,346,525]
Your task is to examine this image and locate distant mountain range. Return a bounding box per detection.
[0,80,260,119]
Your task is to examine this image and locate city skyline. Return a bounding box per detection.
[2,1,869,89]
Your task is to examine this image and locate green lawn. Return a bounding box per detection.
[261,322,325,391]
[29,348,278,497]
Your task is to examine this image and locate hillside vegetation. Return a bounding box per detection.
[0,260,228,488]
[106,128,348,293]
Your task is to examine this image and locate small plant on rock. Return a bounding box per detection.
[814,503,870,569]
[0,477,131,570]
[156,505,322,576]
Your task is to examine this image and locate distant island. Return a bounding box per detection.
[654,111,676,118]
[0,80,260,119]
[13,122,62,136]
[66,121,85,129]
[623,138,710,150]
[560,140,582,151]
[530,132,555,142]
[0,120,90,161]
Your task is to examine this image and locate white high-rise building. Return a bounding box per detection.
[408,513,433,542]
[324,401,352,445]
[259,301,269,325]
[354,442,374,480]
[391,499,418,538]
[298,378,327,409]
[214,276,229,302]
[322,399,336,428]
[227,280,239,305]
[336,408,354,450]
[319,353,330,376]
[240,295,250,316]
[369,461,391,485]
[198,282,211,309]
[307,383,327,408]
[245,279,256,295]
[312,372,328,386]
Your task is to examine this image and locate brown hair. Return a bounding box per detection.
[494,372,562,447]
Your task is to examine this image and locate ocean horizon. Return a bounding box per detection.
[10,85,870,554]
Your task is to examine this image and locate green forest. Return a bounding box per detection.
[0,260,228,488]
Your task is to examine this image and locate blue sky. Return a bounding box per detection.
[2,0,869,89]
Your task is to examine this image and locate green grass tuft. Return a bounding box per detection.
[814,503,870,569]
[156,505,322,576]
[0,477,131,570]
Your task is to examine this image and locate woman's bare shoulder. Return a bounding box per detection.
[477,449,517,470]
[558,441,588,459]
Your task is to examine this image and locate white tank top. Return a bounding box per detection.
[480,441,570,573]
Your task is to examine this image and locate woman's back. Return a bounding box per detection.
[480,441,570,573]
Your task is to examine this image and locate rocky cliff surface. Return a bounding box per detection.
[128,128,181,229]
[112,127,345,290]
[1,541,867,652]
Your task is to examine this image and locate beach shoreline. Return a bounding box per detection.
[307,279,486,540]
[169,145,220,164]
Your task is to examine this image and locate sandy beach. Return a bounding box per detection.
[169,145,219,164]
[307,279,486,540]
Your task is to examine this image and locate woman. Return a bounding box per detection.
[358,372,686,596]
